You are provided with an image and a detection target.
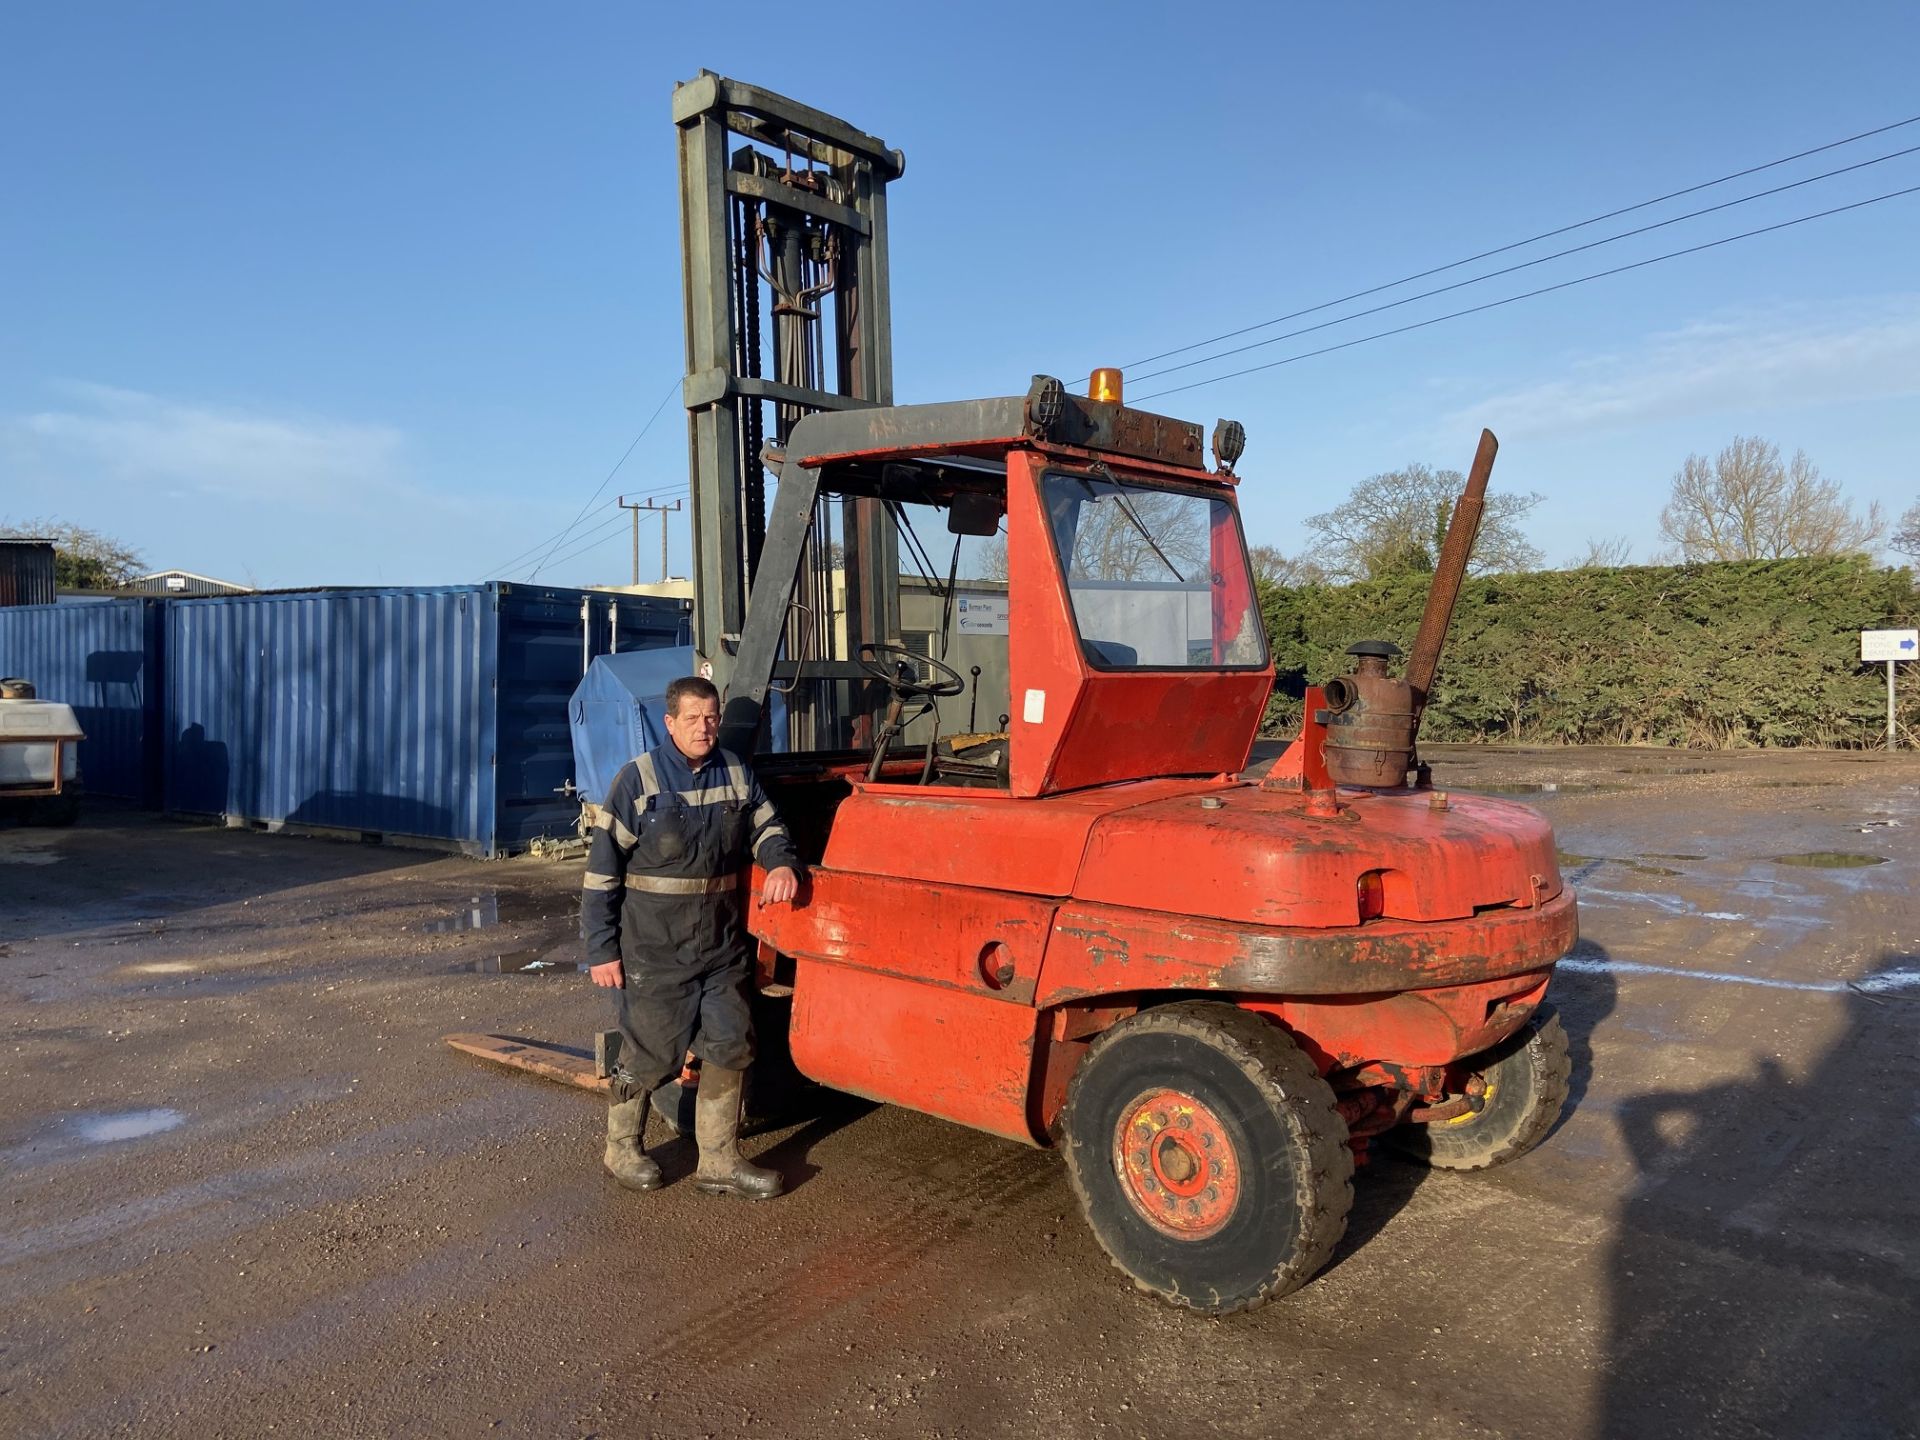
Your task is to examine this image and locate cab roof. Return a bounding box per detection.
[784,382,1233,482]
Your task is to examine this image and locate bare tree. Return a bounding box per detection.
[1891,499,1920,562]
[977,537,1008,582]
[1061,489,1209,582]
[1303,462,1543,583]
[1657,437,1882,561]
[1247,544,1328,587]
[1566,535,1634,569]
[2,517,145,589]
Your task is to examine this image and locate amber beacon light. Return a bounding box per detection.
[1089,367,1124,403]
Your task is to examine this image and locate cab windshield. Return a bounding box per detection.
[1043,469,1266,670]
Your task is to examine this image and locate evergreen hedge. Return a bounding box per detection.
[1259,557,1919,748]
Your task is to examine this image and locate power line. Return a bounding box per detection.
[1103,111,1920,379]
[1133,183,1920,403]
[480,476,686,580]
[1130,141,1920,385]
[532,508,635,576]
[523,519,628,582]
[517,378,681,582]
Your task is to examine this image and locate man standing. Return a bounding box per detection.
[581,675,801,1199]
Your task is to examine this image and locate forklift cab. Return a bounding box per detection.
[721,377,1270,831]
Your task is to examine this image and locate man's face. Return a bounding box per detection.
[665,694,721,765]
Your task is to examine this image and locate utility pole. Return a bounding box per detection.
[620,496,682,584]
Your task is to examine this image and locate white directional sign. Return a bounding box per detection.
[1861,629,1919,663]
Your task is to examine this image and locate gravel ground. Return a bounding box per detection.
[3,744,1917,1439]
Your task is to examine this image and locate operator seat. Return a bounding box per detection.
[932,730,1011,788]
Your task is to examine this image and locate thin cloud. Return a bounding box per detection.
[5,382,405,504]
[1442,298,1920,440]
[1358,90,1430,131]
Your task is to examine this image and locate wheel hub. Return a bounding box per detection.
[1113,1088,1240,1239]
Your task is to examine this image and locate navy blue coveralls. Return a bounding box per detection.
[580,742,800,1102]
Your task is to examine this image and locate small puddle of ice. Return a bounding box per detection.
[1558,956,1920,997]
[72,1108,186,1144]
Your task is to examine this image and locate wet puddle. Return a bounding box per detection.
[428,895,503,932]
[425,891,575,933]
[1771,852,1889,869]
[72,1108,186,1144]
[1557,850,1684,878]
[0,842,62,866]
[450,949,581,976]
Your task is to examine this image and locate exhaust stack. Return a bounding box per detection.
[1317,429,1498,790]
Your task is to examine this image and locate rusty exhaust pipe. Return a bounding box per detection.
[1405,428,1498,726]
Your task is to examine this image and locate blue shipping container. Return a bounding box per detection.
[164,584,689,856]
[0,598,166,802]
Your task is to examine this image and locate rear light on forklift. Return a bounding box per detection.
[1089,367,1123,403]
[1356,870,1386,922]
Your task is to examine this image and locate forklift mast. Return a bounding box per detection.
[674,72,905,748]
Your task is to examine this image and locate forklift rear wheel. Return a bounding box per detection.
[1391,1005,1570,1171]
[1061,1002,1353,1315]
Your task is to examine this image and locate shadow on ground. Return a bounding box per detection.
[1600,953,1920,1437]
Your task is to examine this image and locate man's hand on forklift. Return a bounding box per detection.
[761,866,799,906]
[588,959,624,988]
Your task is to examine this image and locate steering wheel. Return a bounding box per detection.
[856,642,966,699]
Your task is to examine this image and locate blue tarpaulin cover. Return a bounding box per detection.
[569,646,693,807]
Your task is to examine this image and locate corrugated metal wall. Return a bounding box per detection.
[0,541,59,608]
[163,584,689,856]
[0,598,165,801]
[165,587,498,846]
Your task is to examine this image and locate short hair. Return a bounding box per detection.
[665,675,720,717]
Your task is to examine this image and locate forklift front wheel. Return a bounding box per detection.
[1390,1005,1570,1171]
[1061,1002,1354,1315]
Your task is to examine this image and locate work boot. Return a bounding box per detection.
[693,1065,783,1200]
[603,1095,662,1191]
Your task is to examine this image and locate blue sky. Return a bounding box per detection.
[2,2,1916,588]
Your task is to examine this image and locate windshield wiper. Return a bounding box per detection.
[1085,464,1186,582]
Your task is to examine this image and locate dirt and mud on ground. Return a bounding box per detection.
[3,744,1918,1439]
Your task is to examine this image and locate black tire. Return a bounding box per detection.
[1060,1001,1353,1315]
[1392,1006,1570,1171]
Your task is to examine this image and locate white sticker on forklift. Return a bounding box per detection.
[1023,689,1046,724]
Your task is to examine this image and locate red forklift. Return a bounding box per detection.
[458,75,1576,1314]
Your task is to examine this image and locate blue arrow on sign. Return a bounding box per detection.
[1905,638,1917,652]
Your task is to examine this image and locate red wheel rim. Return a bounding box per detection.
[1112,1088,1240,1239]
